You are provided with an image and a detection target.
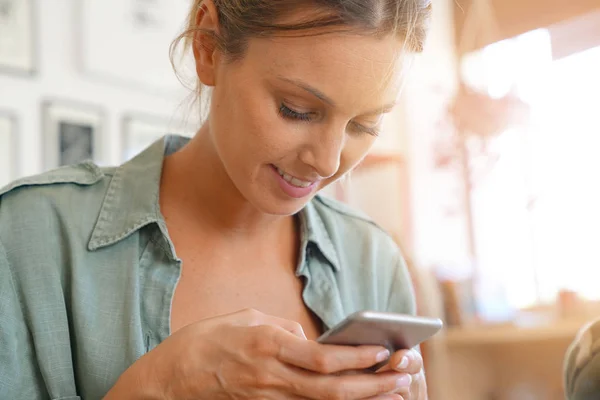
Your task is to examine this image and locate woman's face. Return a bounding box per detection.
[206,29,406,216]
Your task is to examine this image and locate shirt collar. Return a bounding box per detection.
[299,200,341,271]
[87,135,182,253]
[88,135,340,271]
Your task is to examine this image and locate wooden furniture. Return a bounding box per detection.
[453,0,600,55]
[430,318,590,399]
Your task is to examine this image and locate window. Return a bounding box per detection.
[462,29,600,310]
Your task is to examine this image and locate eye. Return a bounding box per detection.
[348,121,380,137]
[279,103,314,122]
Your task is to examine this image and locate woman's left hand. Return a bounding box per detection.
[377,348,427,400]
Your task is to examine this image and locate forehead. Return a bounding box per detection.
[245,33,407,109]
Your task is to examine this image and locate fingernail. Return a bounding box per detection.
[397,356,409,370]
[376,349,390,362]
[396,374,412,388]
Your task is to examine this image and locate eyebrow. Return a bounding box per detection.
[278,76,336,106]
[277,76,398,115]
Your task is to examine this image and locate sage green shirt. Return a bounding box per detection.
[0,135,415,400]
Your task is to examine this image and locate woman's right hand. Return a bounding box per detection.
[107,308,412,400]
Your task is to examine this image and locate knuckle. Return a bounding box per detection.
[324,384,350,400]
[291,321,303,332]
[242,307,263,321]
[312,352,335,373]
[413,350,424,363]
[249,326,280,356]
[253,368,276,389]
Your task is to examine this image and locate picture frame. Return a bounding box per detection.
[42,100,105,171]
[0,0,37,75]
[0,110,18,187]
[78,0,191,94]
[121,113,192,162]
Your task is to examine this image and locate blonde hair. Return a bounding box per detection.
[171,0,432,118]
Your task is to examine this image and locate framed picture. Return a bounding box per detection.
[78,0,192,94]
[122,113,192,162]
[0,111,17,187]
[42,100,105,170]
[0,0,37,75]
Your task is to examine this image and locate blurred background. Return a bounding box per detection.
[2,0,600,399]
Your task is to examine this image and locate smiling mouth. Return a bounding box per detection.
[275,166,316,188]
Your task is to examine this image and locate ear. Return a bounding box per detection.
[192,0,220,87]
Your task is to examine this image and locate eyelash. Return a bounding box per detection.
[350,122,380,137]
[279,104,313,122]
[278,103,380,137]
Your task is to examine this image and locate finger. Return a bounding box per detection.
[276,335,390,374]
[230,308,307,339]
[385,370,425,400]
[408,370,427,400]
[291,369,412,400]
[254,314,307,339]
[387,349,423,375]
[364,395,404,400]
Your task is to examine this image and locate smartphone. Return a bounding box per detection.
[317,311,443,354]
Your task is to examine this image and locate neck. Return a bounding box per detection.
[159,125,291,240]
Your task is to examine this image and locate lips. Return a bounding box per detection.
[275,166,315,188]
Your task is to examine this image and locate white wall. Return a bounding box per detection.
[0,0,193,179]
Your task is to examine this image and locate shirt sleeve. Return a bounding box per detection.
[0,238,47,400]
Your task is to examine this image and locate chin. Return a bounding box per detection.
[251,192,315,216]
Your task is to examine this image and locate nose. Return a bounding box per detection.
[299,124,345,179]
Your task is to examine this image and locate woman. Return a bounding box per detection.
[0,0,432,399]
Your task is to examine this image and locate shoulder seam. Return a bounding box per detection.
[0,162,108,198]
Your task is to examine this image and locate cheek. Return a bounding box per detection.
[319,135,375,190]
[338,136,377,173]
[213,81,297,170]
[242,103,293,163]
[235,89,307,161]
